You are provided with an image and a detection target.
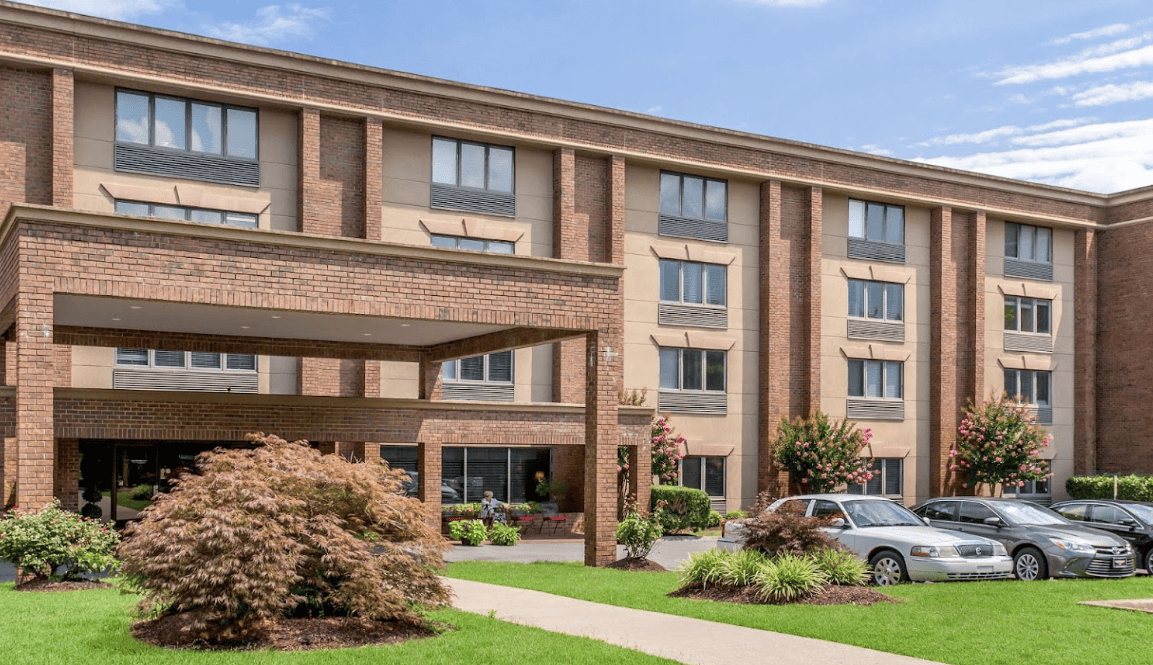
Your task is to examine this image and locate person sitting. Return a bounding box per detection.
[480,490,506,526]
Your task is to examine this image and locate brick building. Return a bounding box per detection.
[0,3,1151,565]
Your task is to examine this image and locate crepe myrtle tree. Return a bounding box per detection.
[771,410,874,493]
[953,392,1051,496]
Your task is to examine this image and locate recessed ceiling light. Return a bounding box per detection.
[400,323,411,328]
[363,333,372,337]
[129,305,142,310]
[270,315,281,319]
[241,326,251,330]
[111,317,121,321]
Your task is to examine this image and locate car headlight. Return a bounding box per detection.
[992,543,1008,557]
[911,545,960,558]
[1051,538,1096,554]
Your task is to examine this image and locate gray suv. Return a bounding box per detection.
[912,497,1134,580]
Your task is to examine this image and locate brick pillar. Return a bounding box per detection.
[552,147,585,404]
[417,439,442,528]
[608,155,626,265]
[806,186,822,413]
[53,344,71,388]
[51,68,73,208]
[585,331,621,566]
[54,438,79,512]
[757,180,788,496]
[1075,228,1098,475]
[419,356,442,400]
[930,206,959,497]
[364,117,383,242]
[298,107,321,233]
[629,437,652,515]
[972,212,987,399]
[1,437,13,509]
[14,285,55,510]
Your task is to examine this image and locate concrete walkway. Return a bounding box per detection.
[447,578,947,665]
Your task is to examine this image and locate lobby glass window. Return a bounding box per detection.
[1004,296,1051,334]
[659,348,726,392]
[848,279,903,321]
[660,172,727,222]
[116,89,258,159]
[440,447,551,504]
[659,259,726,306]
[1005,222,1052,264]
[115,200,258,228]
[432,137,514,193]
[849,199,904,245]
[847,359,903,399]
[682,456,725,497]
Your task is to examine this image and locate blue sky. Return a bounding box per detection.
[22,0,1153,194]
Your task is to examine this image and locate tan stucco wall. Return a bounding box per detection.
[70,346,294,395]
[984,220,1075,500]
[622,163,760,512]
[72,81,297,231]
[820,193,932,505]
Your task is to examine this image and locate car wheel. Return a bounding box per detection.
[1144,548,1153,574]
[869,550,908,586]
[1013,546,1048,581]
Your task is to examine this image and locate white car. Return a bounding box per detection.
[719,494,1014,585]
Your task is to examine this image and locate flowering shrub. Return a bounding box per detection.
[953,392,1051,493]
[0,500,120,582]
[771,410,873,492]
[615,500,665,559]
[651,415,686,483]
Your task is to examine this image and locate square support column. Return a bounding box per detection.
[417,439,442,528]
[419,357,442,400]
[626,438,652,516]
[14,289,55,510]
[585,331,621,567]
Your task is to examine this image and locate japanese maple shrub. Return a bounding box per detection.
[771,410,874,492]
[953,392,1051,495]
[0,500,119,582]
[118,433,449,643]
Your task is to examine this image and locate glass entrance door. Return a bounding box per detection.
[113,445,157,522]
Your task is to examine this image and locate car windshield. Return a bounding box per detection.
[843,500,923,527]
[1122,504,1153,525]
[995,502,1067,525]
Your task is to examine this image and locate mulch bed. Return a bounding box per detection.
[606,557,668,572]
[14,579,113,593]
[669,583,898,606]
[132,614,442,651]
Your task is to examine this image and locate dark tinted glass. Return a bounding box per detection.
[922,502,957,521]
[959,501,998,524]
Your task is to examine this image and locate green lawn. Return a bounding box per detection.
[446,561,1153,665]
[0,582,677,665]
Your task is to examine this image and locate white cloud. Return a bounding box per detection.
[205,4,329,46]
[645,105,663,115]
[731,0,832,7]
[859,144,892,157]
[1071,80,1153,106]
[915,125,1022,147]
[992,38,1153,85]
[1047,23,1130,46]
[916,119,1153,193]
[18,0,174,20]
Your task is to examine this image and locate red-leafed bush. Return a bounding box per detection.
[118,433,449,644]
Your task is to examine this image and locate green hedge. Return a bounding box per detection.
[1066,475,1153,501]
[651,485,711,533]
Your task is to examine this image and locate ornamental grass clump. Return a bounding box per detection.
[717,548,767,587]
[0,500,119,582]
[755,553,828,602]
[677,549,731,589]
[810,548,869,586]
[117,433,449,644]
[953,392,1051,495]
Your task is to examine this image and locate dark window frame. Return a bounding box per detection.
[847,458,903,496]
[115,88,259,161]
[847,278,904,322]
[1004,295,1052,335]
[442,351,514,385]
[681,455,726,497]
[114,200,258,228]
[1003,368,1052,407]
[659,171,728,222]
[431,136,516,194]
[848,198,905,246]
[115,348,257,372]
[658,258,727,307]
[1005,222,1053,265]
[658,347,727,393]
[430,233,515,254]
[847,358,903,400]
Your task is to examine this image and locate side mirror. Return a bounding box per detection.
[830,517,847,528]
[922,516,932,526]
[1121,519,1138,529]
[983,517,1002,527]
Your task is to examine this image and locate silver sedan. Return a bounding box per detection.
[719,494,1014,585]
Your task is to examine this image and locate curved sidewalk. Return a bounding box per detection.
[447,578,946,665]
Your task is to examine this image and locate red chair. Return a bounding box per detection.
[542,515,568,535]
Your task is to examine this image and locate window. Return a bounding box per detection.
[848,280,903,321]
[430,234,514,254]
[432,137,514,193]
[115,200,258,228]
[682,456,725,497]
[1005,222,1052,264]
[919,501,958,522]
[442,351,513,384]
[659,348,726,392]
[1002,462,1050,497]
[958,501,999,524]
[847,359,902,399]
[440,446,551,504]
[660,172,727,222]
[849,199,904,245]
[116,348,257,371]
[116,90,257,158]
[847,458,902,496]
[1003,369,1050,408]
[659,259,726,307]
[812,500,845,520]
[1004,296,1051,334]
[1054,503,1088,521]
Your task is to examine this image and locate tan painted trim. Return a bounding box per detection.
[998,355,1057,371]
[649,332,736,351]
[1,204,624,278]
[839,344,912,362]
[419,218,524,243]
[648,242,737,265]
[996,282,1062,300]
[101,181,271,215]
[839,264,915,284]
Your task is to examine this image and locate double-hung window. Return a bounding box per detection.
[657,348,727,414]
[441,351,514,402]
[848,458,903,497]
[1004,296,1053,353]
[1001,461,1050,499]
[658,259,727,328]
[1004,222,1053,281]
[115,200,258,228]
[848,199,905,263]
[114,349,258,393]
[659,171,728,242]
[846,359,904,421]
[115,89,259,186]
[1004,369,1052,425]
[847,279,904,342]
[682,456,726,500]
[430,137,515,216]
[430,234,514,254]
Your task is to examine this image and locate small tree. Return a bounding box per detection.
[771,410,873,493]
[651,415,686,484]
[953,392,1051,495]
[0,500,119,582]
[615,499,665,560]
[118,433,449,643]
